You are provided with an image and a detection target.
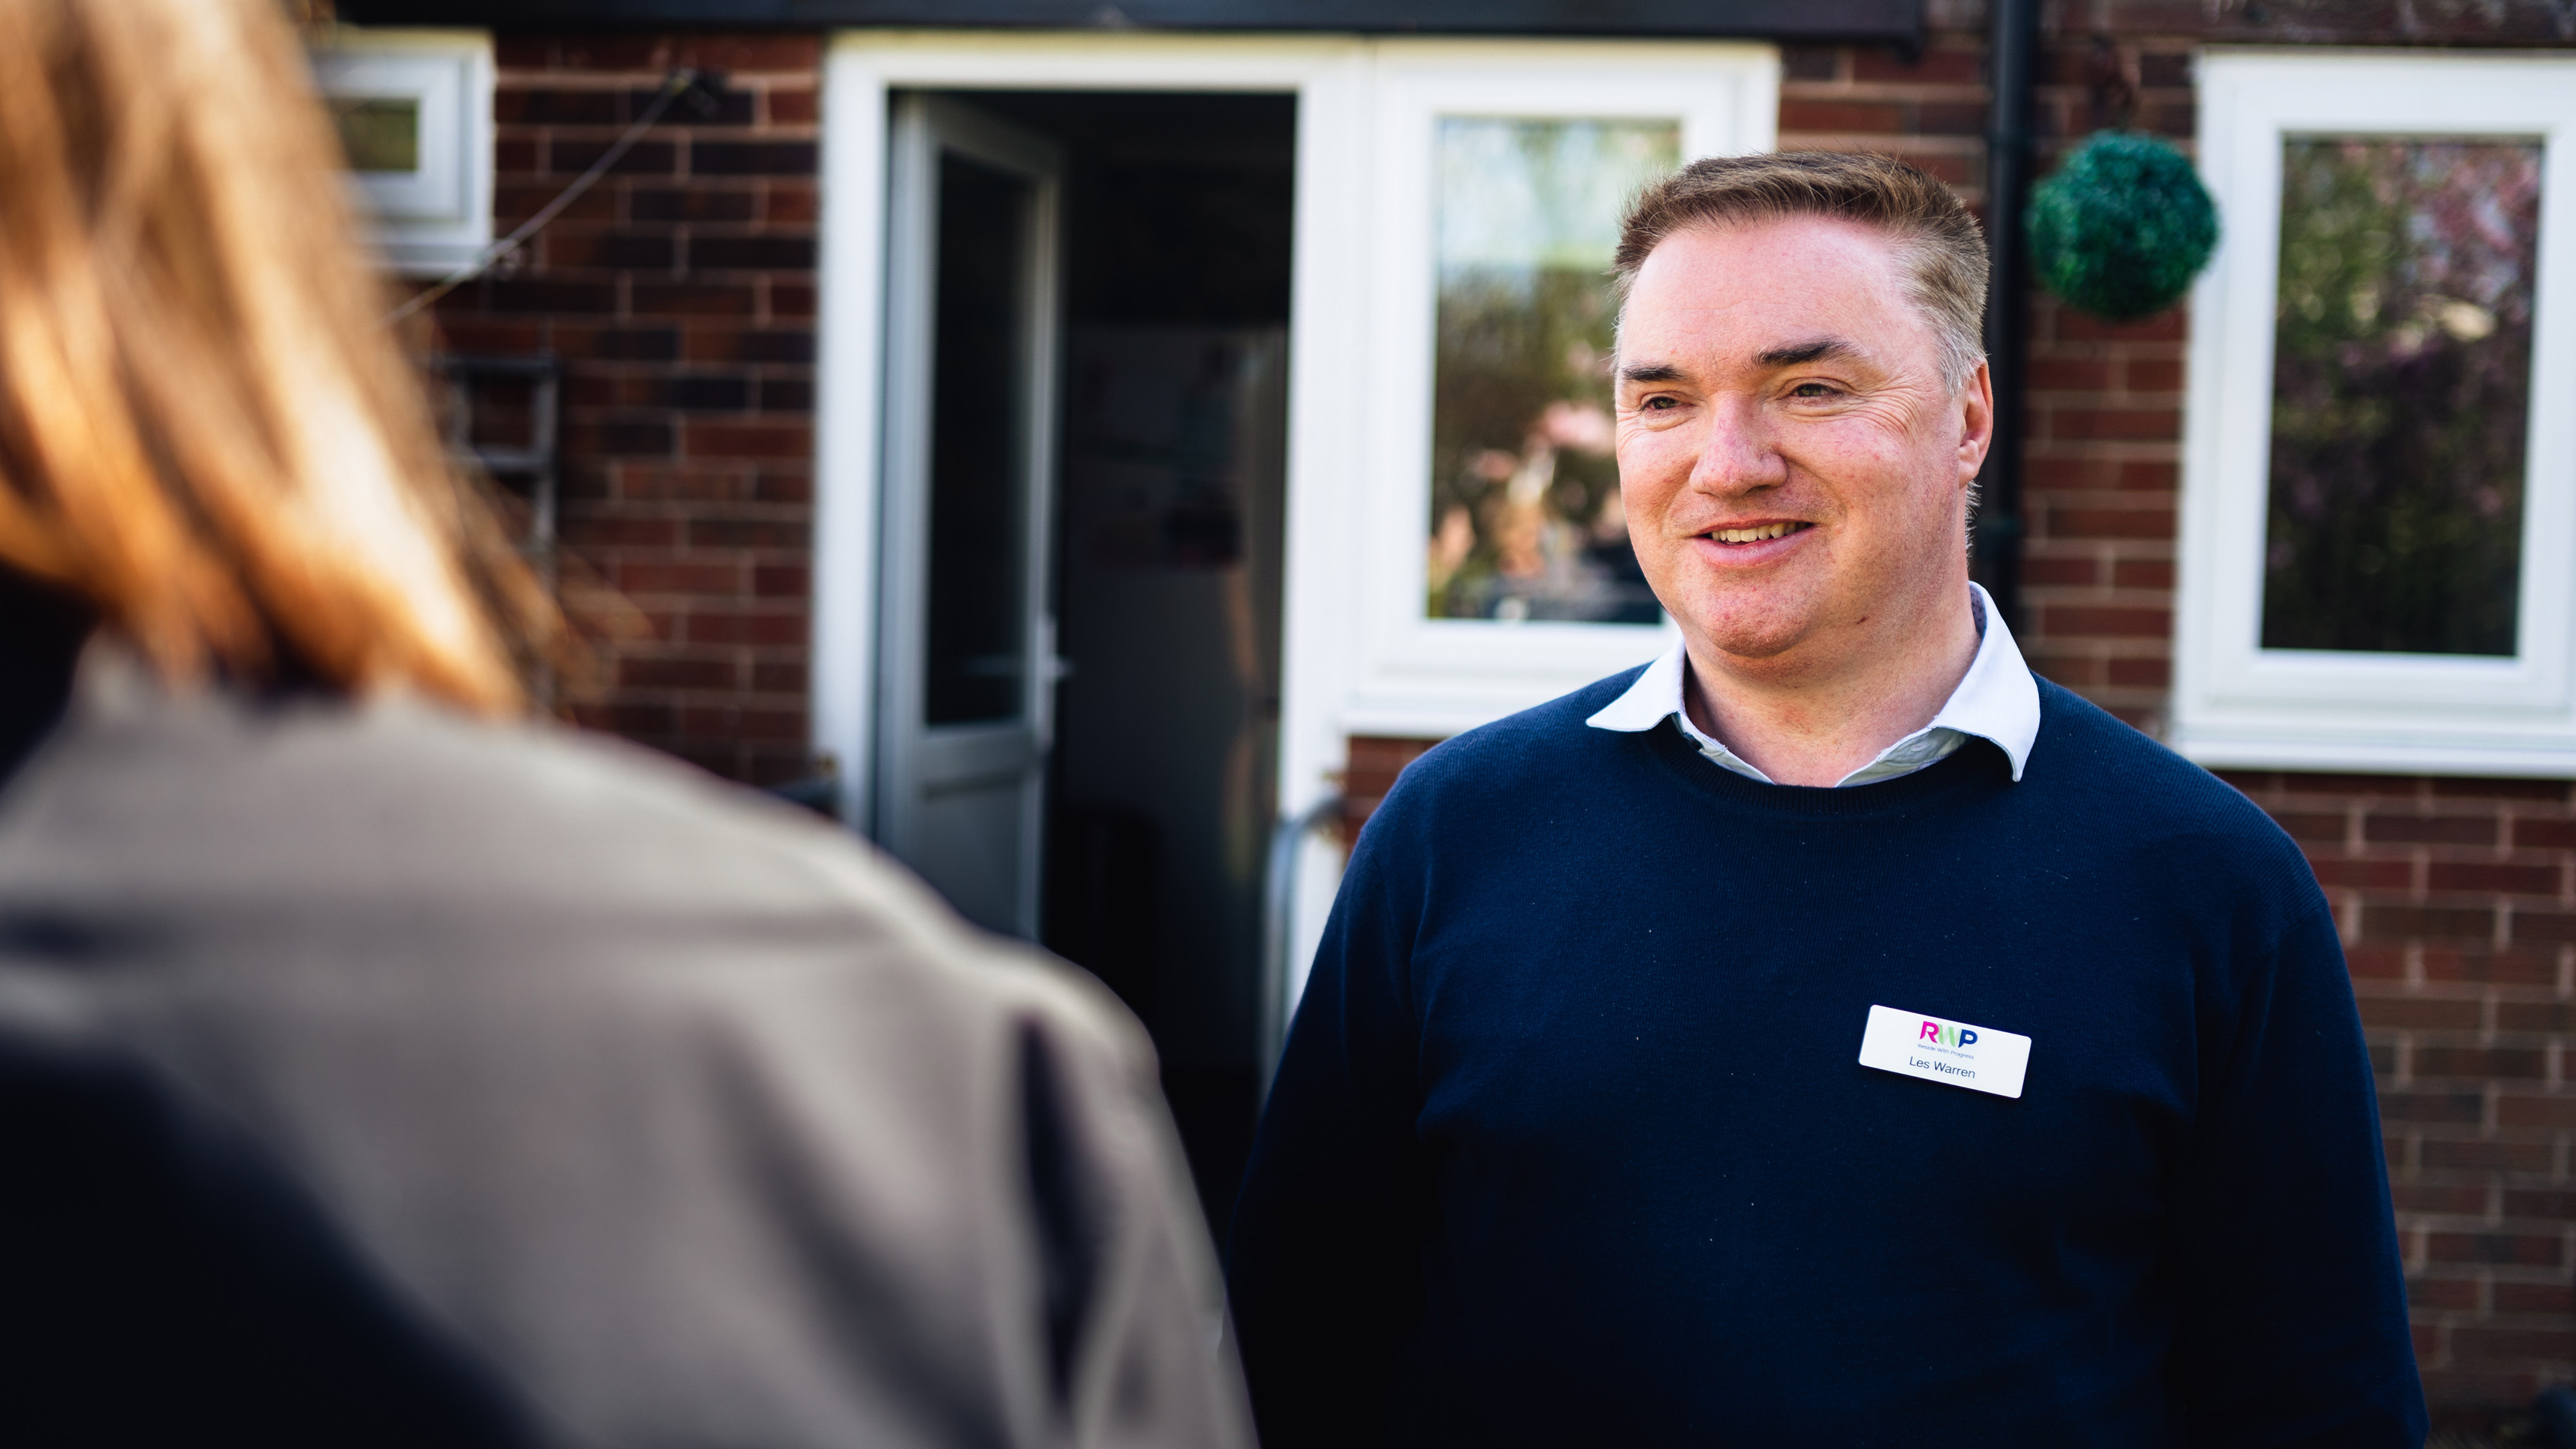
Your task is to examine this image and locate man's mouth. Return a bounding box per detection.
[1703,522,1812,545]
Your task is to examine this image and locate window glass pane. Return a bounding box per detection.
[925,153,1032,725]
[1426,117,1678,624]
[2262,137,2541,656]
[331,96,420,174]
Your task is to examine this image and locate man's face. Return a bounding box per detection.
[1613,216,1992,672]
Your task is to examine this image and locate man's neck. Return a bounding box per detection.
[1680,584,1983,788]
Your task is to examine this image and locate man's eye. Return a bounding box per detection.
[1788,381,1838,399]
[1640,395,1680,410]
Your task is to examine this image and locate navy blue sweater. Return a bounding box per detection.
[1228,673,2422,1446]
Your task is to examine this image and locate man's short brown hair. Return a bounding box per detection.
[1614,151,1991,389]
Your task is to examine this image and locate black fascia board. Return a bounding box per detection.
[336,0,1920,44]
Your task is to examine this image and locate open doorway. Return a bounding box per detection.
[900,89,1295,1232]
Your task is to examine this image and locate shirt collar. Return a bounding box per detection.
[1584,582,2040,785]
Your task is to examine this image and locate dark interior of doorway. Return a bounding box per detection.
[939,90,1294,1238]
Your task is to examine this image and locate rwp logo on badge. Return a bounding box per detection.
[1857,1004,2031,1099]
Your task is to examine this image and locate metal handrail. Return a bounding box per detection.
[1258,794,1343,1098]
[431,353,562,567]
[430,352,562,708]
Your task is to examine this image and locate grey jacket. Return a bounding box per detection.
[0,654,1253,1448]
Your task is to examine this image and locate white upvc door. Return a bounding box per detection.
[873,95,1064,936]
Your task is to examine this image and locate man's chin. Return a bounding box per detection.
[1699,632,1810,668]
[1651,583,1820,666]
[1681,614,1816,667]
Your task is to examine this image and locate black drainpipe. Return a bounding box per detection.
[1978,0,2041,630]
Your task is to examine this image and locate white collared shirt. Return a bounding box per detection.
[1584,582,2041,787]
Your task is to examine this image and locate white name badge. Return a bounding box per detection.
[1856,1004,2031,1099]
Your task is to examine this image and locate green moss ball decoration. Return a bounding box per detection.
[2027,131,2219,322]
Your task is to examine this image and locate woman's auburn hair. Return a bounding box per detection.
[0,0,553,714]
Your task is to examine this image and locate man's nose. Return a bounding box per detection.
[1687,396,1785,496]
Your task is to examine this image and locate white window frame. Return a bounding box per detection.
[306,28,495,276]
[1340,45,1776,739]
[2177,50,2576,777]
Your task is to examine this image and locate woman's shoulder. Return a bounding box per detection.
[0,660,1148,1071]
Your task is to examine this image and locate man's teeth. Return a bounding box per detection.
[1712,523,1797,544]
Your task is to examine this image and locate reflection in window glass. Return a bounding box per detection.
[331,96,421,174]
[1425,117,1678,623]
[2262,137,2541,656]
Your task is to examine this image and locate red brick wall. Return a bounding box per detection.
[2219,772,2576,1412]
[1340,736,1442,848]
[424,32,823,786]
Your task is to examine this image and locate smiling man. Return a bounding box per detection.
[1226,154,2423,1445]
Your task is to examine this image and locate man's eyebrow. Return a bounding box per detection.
[1616,362,1687,384]
[1756,337,1860,368]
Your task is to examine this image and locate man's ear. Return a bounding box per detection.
[1956,359,1996,484]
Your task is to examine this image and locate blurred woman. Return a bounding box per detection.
[0,1,1249,1444]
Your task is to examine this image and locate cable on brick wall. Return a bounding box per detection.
[384,68,712,325]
